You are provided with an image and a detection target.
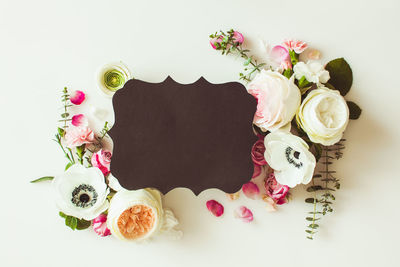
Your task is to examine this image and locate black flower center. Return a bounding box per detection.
[71,184,98,208]
[79,193,90,203]
[285,147,303,169]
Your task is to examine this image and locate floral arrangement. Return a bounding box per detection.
[31,29,361,242]
[208,29,361,239]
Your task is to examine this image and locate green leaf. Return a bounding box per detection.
[307,185,324,192]
[283,68,293,79]
[30,176,54,183]
[76,144,85,159]
[289,50,299,65]
[65,162,73,171]
[65,216,78,230]
[308,224,319,229]
[305,198,317,203]
[305,230,314,234]
[57,127,65,137]
[298,76,311,89]
[59,212,91,230]
[243,58,251,66]
[325,58,353,96]
[347,101,362,120]
[61,112,69,118]
[76,219,91,230]
[59,212,67,218]
[306,217,320,221]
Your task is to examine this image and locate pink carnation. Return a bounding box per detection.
[64,126,94,148]
[251,139,268,166]
[93,214,111,237]
[264,173,289,205]
[91,149,112,176]
[283,39,308,54]
[70,90,86,105]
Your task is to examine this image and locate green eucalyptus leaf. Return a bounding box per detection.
[30,176,54,183]
[308,224,319,229]
[325,58,353,96]
[347,101,362,120]
[61,112,69,118]
[305,198,317,203]
[307,185,324,192]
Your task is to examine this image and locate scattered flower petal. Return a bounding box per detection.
[234,206,253,223]
[206,200,224,217]
[242,182,260,199]
[93,213,111,237]
[262,194,277,212]
[70,90,86,105]
[226,191,240,201]
[71,114,88,127]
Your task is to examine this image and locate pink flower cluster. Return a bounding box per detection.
[264,173,289,205]
[210,31,244,49]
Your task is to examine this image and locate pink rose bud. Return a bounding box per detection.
[283,39,308,54]
[264,173,289,205]
[251,139,268,166]
[234,206,253,223]
[91,149,112,176]
[93,214,111,237]
[206,200,224,217]
[232,31,244,44]
[71,114,88,127]
[64,126,94,148]
[242,181,260,199]
[70,90,86,105]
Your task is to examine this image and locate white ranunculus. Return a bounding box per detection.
[293,61,330,84]
[296,87,349,146]
[53,165,109,220]
[107,188,181,241]
[247,70,301,132]
[264,131,316,188]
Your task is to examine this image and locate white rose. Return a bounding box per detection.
[293,61,330,84]
[53,165,109,220]
[296,87,349,146]
[264,131,316,188]
[107,188,181,241]
[247,70,301,132]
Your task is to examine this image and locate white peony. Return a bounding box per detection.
[293,61,330,84]
[53,164,109,220]
[107,188,181,241]
[247,70,301,132]
[296,87,349,146]
[264,131,316,188]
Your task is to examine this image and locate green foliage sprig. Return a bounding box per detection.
[59,212,91,231]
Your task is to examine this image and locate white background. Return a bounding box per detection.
[1,0,399,266]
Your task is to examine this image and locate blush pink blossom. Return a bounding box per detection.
[232,31,244,44]
[234,206,253,223]
[64,126,94,148]
[251,139,268,166]
[70,90,86,105]
[71,114,88,127]
[206,200,224,217]
[283,39,308,54]
[91,149,112,176]
[93,214,111,237]
[242,181,260,199]
[264,173,289,205]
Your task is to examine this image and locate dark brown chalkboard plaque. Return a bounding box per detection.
[109,76,257,194]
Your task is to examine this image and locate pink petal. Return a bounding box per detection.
[206,200,224,217]
[71,114,88,127]
[233,31,244,44]
[270,45,289,64]
[242,182,260,199]
[70,90,86,105]
[252,164,262,178]
[234,206,253,223]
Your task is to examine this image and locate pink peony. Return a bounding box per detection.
[251,139,268,166]
[234,206,253,223]
[264,173,289,205]
[64,126,94,148]
[283,39,308,54]
[70,90,86,105]
[93,214,111,237]
[242,181,260,199]
[232,31,244,44]
[206,200,224,217]
[91,149,112,176]
[71,114,88,127]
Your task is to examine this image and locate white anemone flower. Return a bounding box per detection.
[264,131,316,188]
[53,164,109,220]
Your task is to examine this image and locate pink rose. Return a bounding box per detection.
[264,173,289,205]
[91,149,112,176]
[64,126,94,148]
[251,139,268,166]
[247,70,301,132]
[92,214,111,237]
[283,39,308,54]
[232,31,244,44]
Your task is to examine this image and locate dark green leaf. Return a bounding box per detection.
[305,198,317,203]
[30,176,54,183]
[307,236,313,240]
[76,219,91,230]
[307,185,324,192]
[347,101,362,120]
[305,230,314,234]
[306,217,320,221]
[325,58,353,96]
[76,144,85,158]
[57,127,66,137]
[308,224,319,229]
[61,112,69,118]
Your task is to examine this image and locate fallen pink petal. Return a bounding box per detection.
[234,206,253,223]
[92,214,111,237]
[242,181,260,199]
[71,114,88,127]
[70,90,86,105]
[206,200,224,217]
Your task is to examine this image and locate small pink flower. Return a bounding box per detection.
[93,214,111,237]
[251,139,268,166]
[70,90,86,105]
[242,181,260,199]
[252,164,262,178]
[91,149,112,176]
[264,173,289,205]
[206,200,224,217]
[283,39,308,54]
[71,114,88,127]
[234,206,253,223]
[210,35,223,49]
[64,126,94,148]
[232,31,244,44]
